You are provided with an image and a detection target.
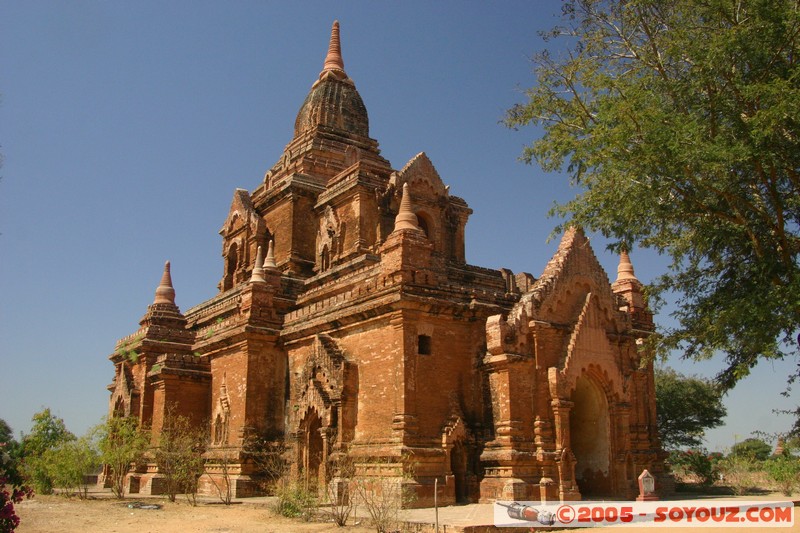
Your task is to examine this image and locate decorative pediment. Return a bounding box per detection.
[110,363,135,417]
[442,392,469,446]
[550,292,625,401]
[563,293,612,367]
[526,227,619,326]
[301,334,347,399]
[219,188,265,237]
[442,415,468,447]
[292,334,352,432]
[390,152,448,198]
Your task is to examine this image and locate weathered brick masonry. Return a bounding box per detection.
[105,21,668,506]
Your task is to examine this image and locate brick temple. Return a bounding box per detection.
[106,21,667,505]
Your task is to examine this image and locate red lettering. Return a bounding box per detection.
[669,508,684,521]
[695,507,710,522]
[726,507,739,522]
[775,506,792,523]
[578,507,590,522]
[710,507,726,522]
[682,506,697,520]
[747,507,760,521]
[619,506,633,523]
[654,507,667,522]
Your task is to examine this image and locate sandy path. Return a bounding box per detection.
[15,495,375,533]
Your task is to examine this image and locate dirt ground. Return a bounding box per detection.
[14,492,800,532]
[15,494,376,533]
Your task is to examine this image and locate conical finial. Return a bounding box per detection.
[263,239,278,271]
[250,246,266,283]
[322,20,345,74]
[774,437,785,457]
[153,261,176,305]
[393,183,421,232]
[616,249,639,283]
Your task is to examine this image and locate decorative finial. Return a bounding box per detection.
[616,249,639,283]
[250,246,266,283]
[322,20,345,74]
[263,239,278,271]
[393,183,421,232]
[153,261,176,305]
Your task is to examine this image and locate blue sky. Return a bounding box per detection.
[1,1,796,451]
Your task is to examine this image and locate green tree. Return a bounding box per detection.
[506,0,800,402]
[729,437,772,461]
[96,417,149,499]
[0,418,21,466]
[154,411,206,504]
[668,449,720,486]
[0,419,15,447]
[20,409,75,494]
[42,434,101,499]
[655,367,727,449]
[764,452,800,496]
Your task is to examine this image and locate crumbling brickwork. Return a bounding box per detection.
[105,21,667,505]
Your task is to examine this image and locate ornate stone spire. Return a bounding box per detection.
[250,246,266,283]
[153,261,176,305]
[615,249,639,283]
[393,183,421,232]
[612,248,646,313]
[294,20,369,139]
[321,20,345,74]
[263,239,278,271]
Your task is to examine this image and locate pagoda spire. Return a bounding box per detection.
[322,20,345,74]
[615,249,639,283]
[263,239,278,271]
[153,261,176,305]
[250,246,266,283]
[612,248,646,312]
[393,183,421,232]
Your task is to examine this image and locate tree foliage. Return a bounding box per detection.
[667,449,721,486]
[41,435,101,499]
[655,366,727,449]
[1,420,32,532]
[96,417,149,499]
[729,437,772,461]
[0,420,15,449]
[765,441,800,496]
[507,0,800,393]
[20,409,75,494]
[154,411,206,504]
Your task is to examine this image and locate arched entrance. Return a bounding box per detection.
[569,375,612,497]
[450,441,468,503]
[223,242,238,290]
[298,408,323,489]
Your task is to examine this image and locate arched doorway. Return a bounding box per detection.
[298,408,323,489]
[450,441,468,503]
[223,242,238,290]
[569,375,612,497]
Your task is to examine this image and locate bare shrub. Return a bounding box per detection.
[154,410,206,504]
[323,451,357,527]
[352,453,416,533]
[205,446,236,505]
